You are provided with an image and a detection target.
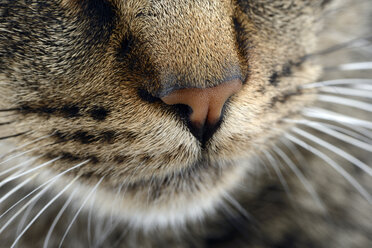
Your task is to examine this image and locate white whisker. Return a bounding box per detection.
[10,176,79,248]
[350,84,372,91]
[286,119,372,151]
[272,144,326,212]
[319,87,372,99]
[336,62,372,71]
[256,155,273,177]
[0,155,43,177]
[301,79,372,89]
[263,150,291,195]
[16,189,41,237]
[87,186,98,248]
[303,108,372,129]
[58,177,104,248]
[0,133,53,160]
[285,133,372,203]
[0,167,27,188]
[0,176,34,204]
[0,160,89,218]
[95,183,126,247]
[317,94,372,112]
[0,156,62,188]
[321,123,372,144]
[280,138,309,169]
[350,127,372,140]
[43,188,78,248]
[222,192,252,220]
[292,127,372,176]
[328,122,372,141]
[0,179,54,234]
[0,147,41,166]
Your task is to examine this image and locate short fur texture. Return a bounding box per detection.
[0,0,371,247]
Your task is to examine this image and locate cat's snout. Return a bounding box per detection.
[161,79,242,145]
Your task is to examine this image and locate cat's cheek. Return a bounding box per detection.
[207,65,320,161]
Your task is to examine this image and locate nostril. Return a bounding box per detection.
[188,115,224,147]
[172,103,225,147]
[161,79,242,145]
[172,104,193,122]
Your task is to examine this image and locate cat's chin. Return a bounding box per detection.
[54,156,255,229]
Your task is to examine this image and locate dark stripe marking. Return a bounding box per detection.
[15,104,112,121]
[47,152,99,164]
[54,130,117,144]
[90,106,109,121]
[269,60,305,86]
[270,89,303,107]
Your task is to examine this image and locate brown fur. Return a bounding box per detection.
[0,0,371,247]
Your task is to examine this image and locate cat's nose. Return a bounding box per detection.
[161,79,242,144]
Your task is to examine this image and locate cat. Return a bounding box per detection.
[0,0,371,247]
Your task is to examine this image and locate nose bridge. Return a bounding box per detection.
[140,0,240,90]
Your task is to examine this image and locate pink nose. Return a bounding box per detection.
[161,79,242,129]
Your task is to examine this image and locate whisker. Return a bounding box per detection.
[303,35,372,59]
[255,155,273,178]
[318,87,372,99]
[94,220,119,248]
[0,156,62,188]
[321,0,372,23]
[93,216,105,248]
[0,160,89,219]
[287,119,372,151]
[0,178,54,234]
[343,126,372,140]
[10,176,79,248]
[95,183,127,247]
[0,155,43,177]
[301,79,372,89]
[272,144,326,212]
[0,168,32,194]
[15,189,41,237]
[262,150,291,196]
[285,133,372,203]
[87,186,98,248]
[43,188,78,248]
[315,120,372,141]
[58,177,104,248]
[222,192,251,220]
[0,176,34,204]
[327,62,372,71]
[0,133,54,160]
[280,138,310,170]
[292,127,372,176]
[0,147,42,166]
[350,84,372,91]
[217,200,253,237]
[303,108,372,129]
[317,94,372,112]
[320,123,372,144]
